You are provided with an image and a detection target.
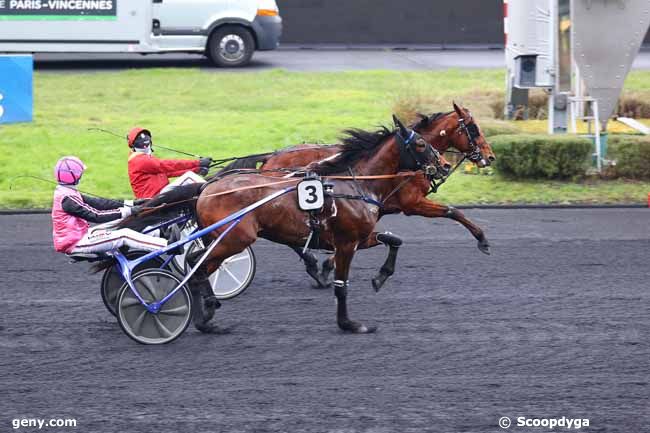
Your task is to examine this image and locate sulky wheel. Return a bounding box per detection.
[100,253,164,317]
[174,223,256,300]
[183,239,256,300]
[117,269,192,345]
[208,247,256,300]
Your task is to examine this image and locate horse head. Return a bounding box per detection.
[393,114,451,179]
[413,103,496,168]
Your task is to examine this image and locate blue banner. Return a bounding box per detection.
[0,55,33,124]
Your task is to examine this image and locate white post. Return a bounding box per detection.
[593,100,602,173]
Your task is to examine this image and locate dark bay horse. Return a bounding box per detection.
[124,119,444,334]
[217,103,495,287]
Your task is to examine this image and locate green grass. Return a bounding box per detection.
[436,173,649,205]
[1,68,650,207]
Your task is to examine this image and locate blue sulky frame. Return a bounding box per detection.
[112,187,296,314]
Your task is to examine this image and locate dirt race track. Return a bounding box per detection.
[1,209,648,432]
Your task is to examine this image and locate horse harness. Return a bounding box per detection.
[396,129,438,171]
[426,114,484,194]
[457,114,483,163]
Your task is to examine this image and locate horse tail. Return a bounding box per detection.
[119,183,203,232]
[216,152,273,173]
[123,183,203,229]
[91,183,203,273]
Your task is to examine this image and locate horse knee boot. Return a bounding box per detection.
[372,232,402,292]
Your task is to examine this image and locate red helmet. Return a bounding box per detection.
[127,127,152,149]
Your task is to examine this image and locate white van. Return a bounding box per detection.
[0,0,282,67]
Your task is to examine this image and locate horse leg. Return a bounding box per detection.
[405,199,490,255]
[368,232,403,292]
[185,247,222,334]
[333,244,377,334]
[289,246,329,288]
[186,232,254,334]
[319,256,335,287]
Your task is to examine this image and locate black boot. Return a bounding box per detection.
[186,255,222,333]
[163,224,184,255]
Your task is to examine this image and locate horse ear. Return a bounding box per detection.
[392,114,408,136]
[453,101,463,116]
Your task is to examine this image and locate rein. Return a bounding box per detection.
[326,168,385,209]
[136,171,422,215]
[208,145,341,169]
[428,155,466,194]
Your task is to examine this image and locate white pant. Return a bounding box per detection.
[160,171,206,194]
[70,227,167,254]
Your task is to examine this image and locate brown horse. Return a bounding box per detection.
[124,118,445,334]
[216,103,495,288]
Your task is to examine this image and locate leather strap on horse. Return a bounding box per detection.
[325,172,418,180]
[201,172,420,200]
[137,171,423,216]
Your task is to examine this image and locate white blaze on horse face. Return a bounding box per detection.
[439,129,447,137]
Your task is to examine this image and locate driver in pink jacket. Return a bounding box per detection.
[51,156,167,255]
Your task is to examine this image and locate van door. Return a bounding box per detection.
[152,0,232,50]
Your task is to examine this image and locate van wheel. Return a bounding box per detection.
[207,26,255,67]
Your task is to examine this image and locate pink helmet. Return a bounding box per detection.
[54,156,86,185]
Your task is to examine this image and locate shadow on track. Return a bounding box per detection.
[33,55,273,72]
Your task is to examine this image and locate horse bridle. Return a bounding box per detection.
[397,128,444,175]
[426,117,482,195]
[457,115,483,163]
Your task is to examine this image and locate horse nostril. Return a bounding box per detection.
[488,155,496,162]
[443,163,452,171]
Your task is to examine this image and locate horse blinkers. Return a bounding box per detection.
[458,117,488,166]
[400,129,443,176]
[393,115,443,176]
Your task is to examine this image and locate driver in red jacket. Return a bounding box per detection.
[127,127,212,199]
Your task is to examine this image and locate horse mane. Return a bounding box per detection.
[313,126,394,175]
[411,111,453,130]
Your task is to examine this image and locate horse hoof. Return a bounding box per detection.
[195,322,223,334]
[356,324,377,334]
[477,239,491,255]
[306,265,322,286]
[371,274,388,292]
[339,320,377,334]
[312,280,331,290]
[204,296,221,310]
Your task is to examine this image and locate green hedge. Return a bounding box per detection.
[490,134,593,179]
[608,135,650,179]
